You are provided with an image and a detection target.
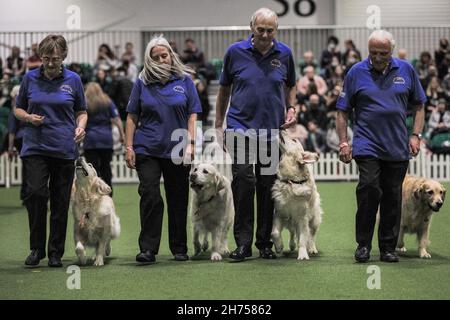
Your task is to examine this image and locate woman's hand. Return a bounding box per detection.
[125,147,136,169]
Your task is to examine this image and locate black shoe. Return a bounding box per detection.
[24,249,45,266]
[259,247,277,259]
[136,250,156,263]
[380,251,399,263]
[229,246,252,261]
[48,255,63,268]
[174,253,189,261]
[354,246,370,263]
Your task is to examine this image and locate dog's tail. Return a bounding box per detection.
[111,216,121,239]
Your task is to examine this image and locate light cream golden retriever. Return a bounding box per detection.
[72,157,121,266]
[190,163,234,261]
[271,131,323,260]
[397,175,446,258]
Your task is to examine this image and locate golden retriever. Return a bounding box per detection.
[271,131,323,260]
[72,157,121,266]
[190,163,234,261]
[397,175,446,258]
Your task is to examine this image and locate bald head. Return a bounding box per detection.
[250,7,278,28]
[368,30,395,72]
[368,30,395,51]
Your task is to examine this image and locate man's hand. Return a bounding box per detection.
[409,136,421,157]
[281,107,297,129]
[74,127,86,143]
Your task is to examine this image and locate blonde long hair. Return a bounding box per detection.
[85,82,111,114]
[139,34,195,85]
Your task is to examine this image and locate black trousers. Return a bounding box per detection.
[354,157,409,252]
[22,155,75,258]
[225,132,279,250]
[84,149,113,196]
[135,155,190,255]
[15,138,27,200]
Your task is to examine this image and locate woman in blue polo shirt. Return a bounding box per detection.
[14,35,87,268]
[126,35,201,264]
[83,82,124,196]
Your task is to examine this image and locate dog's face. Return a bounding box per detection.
[189,163,222,193]
[75,157,111,195]
[415,180,446,212]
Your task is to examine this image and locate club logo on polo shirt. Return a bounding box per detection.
[270,59,282,68]
[173,86,185,93]
[393,76,405,84]
[60,84,73,94]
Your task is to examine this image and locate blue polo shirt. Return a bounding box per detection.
[336,58,426,161]
[16,66,87,159]
[8,110,25,140]
[84,102,119,150]
[220,36,296,140]
[126,74,201,159]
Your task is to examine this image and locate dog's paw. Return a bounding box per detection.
[308,246,318,255]
[396,246,407,253]
[105,244,111,257]
[94,256,104,266]
[211,252,222,261]
[194,242,201,256]
[297,247,310,260]
[289,242,296,252]
[202,240,209,252]
[221,246,230,255]
[78,256,87,265]
[274,244,284,254]
[419,250,431,259]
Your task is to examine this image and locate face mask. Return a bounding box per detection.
[328,43,336,50]
[348,58,356,64]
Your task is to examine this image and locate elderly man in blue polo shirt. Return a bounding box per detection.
[215,7,297,261]
[336,30,426,263]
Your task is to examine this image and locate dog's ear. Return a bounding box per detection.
[414,183,425,200]
[214,172,225,192]
[300,151,319,164]
[442,185,446,200]
[92,177,112,195]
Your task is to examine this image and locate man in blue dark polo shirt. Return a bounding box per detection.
[215,7,297,261]
[336,30,426,263]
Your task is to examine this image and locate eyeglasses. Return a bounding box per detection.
[255,27,276,35]
[42,56,63,63]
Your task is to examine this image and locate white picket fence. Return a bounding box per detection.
[1,146,449,187]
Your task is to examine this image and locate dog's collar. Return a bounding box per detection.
[281,178,308,185]
[194,196,215,216]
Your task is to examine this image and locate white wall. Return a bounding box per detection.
[0,0,334,31]
[335,0,450,26]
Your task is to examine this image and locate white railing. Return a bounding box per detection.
[1,146,449,187]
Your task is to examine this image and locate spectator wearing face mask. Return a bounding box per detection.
[320,36,342,71]
[342,40,361,67]
[435,38,449,72]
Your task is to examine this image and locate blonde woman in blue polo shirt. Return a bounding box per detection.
[14,35,87,267]
[336,30,426,263]
[125,35,201,264]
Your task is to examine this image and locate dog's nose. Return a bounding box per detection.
[436,201,443,208]
[190,173,197,181]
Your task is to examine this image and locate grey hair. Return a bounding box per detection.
[139,34,195,85]
[250,7,278,28]
[368,30,396,51]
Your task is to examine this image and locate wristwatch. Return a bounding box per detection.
[411,133,422,140]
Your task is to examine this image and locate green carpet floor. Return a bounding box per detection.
[1,182,449,300]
